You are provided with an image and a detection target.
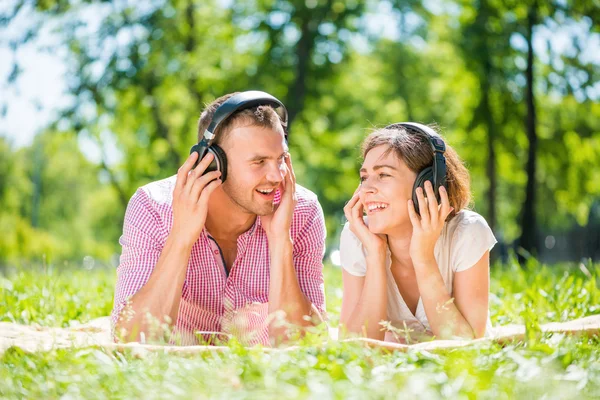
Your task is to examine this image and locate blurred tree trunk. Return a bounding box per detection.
[31,144,43,228]
[287,15,312,126]
[478,3,497,234]
[459,0,500,234]
[519,3,539,258]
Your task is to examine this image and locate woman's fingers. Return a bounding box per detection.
[439,185,453,220]
[416,186,430,228]
[344,192,360,221]
[407,199,421,230]
[350,198,371,237]
[351,196,364,221]
[424,181,439,225]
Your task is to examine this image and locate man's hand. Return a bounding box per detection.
[171,152,222,247]
[261,154,297,242]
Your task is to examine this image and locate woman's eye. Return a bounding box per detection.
[254,160,264,165]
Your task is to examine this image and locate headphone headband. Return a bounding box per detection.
[384,122,446,154]
[203,90,288,142]
[384,122,447,214]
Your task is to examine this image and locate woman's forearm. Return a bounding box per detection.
[340,254,388,340]
[414,261,475,339]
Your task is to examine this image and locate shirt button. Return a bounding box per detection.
[214,250,219,255]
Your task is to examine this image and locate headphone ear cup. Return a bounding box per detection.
[412,167,434,216]
[207,144,228,183]
[190,143,209,169]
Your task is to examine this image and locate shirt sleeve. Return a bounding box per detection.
[292,199,327,317]
[339,222,368,277]
[451,213,497,272]
[110,188,165,336]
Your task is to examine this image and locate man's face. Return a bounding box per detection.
[220,124,288,216]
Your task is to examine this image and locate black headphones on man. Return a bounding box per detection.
[190,91,289,183]
[384,122,447,215]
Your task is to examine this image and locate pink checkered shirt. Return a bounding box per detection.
[111,175,327,346]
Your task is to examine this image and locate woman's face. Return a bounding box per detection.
[359,145,417,235]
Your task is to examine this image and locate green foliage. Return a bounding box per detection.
[0,1,599,262]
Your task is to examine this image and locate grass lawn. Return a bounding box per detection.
[1,257,599,399]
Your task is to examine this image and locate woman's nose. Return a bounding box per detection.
[360,179,377,193]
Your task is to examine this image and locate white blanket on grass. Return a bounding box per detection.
[1,315,599,355]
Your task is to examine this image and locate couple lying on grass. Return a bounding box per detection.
[111,90,496,346]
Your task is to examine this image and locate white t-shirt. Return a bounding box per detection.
[340,210,497,341]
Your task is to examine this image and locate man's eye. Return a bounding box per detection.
[379,173,390,178]
[254,160,264,165]
[359,176,367,182]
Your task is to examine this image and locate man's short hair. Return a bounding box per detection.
[197,92,285,148]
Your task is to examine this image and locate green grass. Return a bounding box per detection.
[1,257,600,399]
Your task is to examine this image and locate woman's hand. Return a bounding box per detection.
[407,181,453,266]
[343,187,387,257]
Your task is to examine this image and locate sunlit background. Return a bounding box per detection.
[1,0,599,269]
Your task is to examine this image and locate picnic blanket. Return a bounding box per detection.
[1,315,599,355]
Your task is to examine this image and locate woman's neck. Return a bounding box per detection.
[386,227,414,270]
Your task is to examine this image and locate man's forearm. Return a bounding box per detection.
[114,234,193,342]
[267,237,320,340]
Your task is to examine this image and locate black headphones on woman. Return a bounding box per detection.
[189,90,289,183]
[384,122,447,215]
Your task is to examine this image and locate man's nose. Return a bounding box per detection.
[266,160,285,183]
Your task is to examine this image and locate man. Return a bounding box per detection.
[111,91,327,346]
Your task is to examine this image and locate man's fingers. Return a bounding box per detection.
[176,152,199,191]
[185,154,216,195]
[285,153,296,186]
[192,152,215,176]
[198,178,222,206]
[282,161,295,200]
[189,170,222,201]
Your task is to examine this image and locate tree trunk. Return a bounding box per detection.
[518,3,539,259]
[286,15,312,126]
[482,63,497,234]
[31,144,43,228]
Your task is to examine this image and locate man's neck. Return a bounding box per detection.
[204,188,256,241]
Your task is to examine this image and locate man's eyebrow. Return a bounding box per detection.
[248,151,289,162]
[359,164,398,173]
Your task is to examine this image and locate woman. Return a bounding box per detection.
[339,123,496,342]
